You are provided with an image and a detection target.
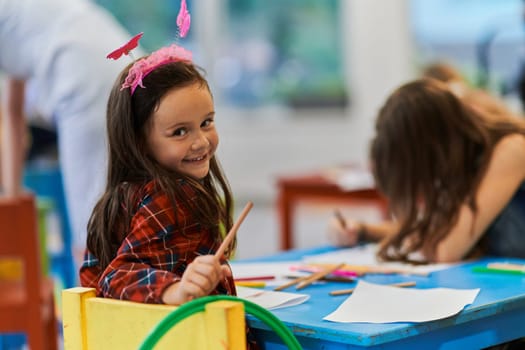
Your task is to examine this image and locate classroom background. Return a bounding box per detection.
[14,0,525,271]
[3,0,525,349]
[90,0,525,259]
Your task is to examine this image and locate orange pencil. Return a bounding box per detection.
[296,263,346,290]
[274,263,345,291]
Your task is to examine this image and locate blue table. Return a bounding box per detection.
[243,246,525,349]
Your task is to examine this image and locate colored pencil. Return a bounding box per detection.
[486,263,525,272]
[273,263,344,291]
[234,275,275,282]
[295,263,346,290]
[235,281,266,288]
[285,275,356,283]
[334,209,346,228]
[273,274,313,291]
[291,265,359,277]
[472,266,525,275]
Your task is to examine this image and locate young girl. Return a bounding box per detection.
[329,78,525,263]
[79,45,236,305]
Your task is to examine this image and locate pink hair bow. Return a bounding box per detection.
[106,32,143,60]
[107,0,193,94]
[121,45,192,94]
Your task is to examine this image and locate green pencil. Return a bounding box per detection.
[472,266,525,275]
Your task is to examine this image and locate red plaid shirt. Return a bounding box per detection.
[79,180,236,303]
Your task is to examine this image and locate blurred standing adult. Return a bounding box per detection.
[0,0,142,266]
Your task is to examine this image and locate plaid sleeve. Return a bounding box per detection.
[97,186,181,303]
[79,249,102,288]
[96,182,233,304]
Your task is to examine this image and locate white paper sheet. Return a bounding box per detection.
[236,286,310,310]
[303,244,456,275]
[324,280,479,323]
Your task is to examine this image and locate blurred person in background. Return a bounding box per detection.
[328,62,523,250]
[0,0,143,268]
[422,61,522,121]
[328,79,525,264]
[421,61,468,96]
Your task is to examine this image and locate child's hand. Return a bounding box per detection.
[327,215,363,247]
[162,255,231,305]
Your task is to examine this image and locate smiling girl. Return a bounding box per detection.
[79,46,237,306]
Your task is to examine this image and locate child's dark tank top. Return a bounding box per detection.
[482,182,525,258]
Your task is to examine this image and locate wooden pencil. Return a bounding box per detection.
[274,263,345,291]
[487,262,525,272]
[329,281,417,296]
[334,209,346,228]
[273,274,312,291]
[215,201,253,259]
[295,262,346,290]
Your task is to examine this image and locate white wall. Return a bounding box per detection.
[197,0,415,202]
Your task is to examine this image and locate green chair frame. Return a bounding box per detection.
[139,295,302,350]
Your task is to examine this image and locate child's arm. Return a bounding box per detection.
[434,134,525,262]
[94,185,232,304]
[161,255,231,305]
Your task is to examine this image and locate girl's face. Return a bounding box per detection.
[146,83,218,179]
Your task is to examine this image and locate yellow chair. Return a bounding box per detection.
[63,288,303,349]
[62,287,247,350]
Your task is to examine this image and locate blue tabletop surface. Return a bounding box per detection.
[238,246,525,348]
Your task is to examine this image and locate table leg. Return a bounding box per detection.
[277,188,293,250]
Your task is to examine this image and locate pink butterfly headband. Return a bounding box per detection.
[106,0,192,95]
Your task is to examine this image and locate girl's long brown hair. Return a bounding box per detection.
[86,61,233,269]
[372,79,525,262]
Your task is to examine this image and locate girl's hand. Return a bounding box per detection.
[162,255,231,305]
[327,215,363,247]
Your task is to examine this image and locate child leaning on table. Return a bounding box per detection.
[79,42,238,306]
[328,78,525,263]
